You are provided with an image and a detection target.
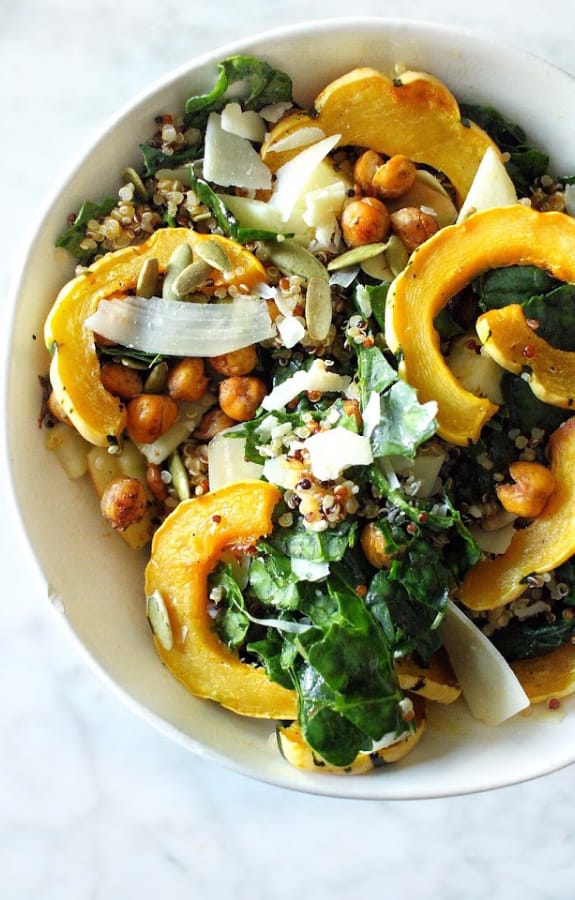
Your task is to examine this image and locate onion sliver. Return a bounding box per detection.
[84,295,275,356]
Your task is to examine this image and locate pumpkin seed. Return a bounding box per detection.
[386,235,410,276]
[360,254,394,282]
[136,257,160,298]
[305,276,332,341]
[327,242,388,272]
[172,259,212,298]
[162,244,194,300]
[121,166,149,201]
[144,360,169,393]
[169,450,191,501]
[146,589,173,651]
[264,239,329,283]
[193,238,232,273]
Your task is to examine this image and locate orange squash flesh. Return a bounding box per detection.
[262,67,499,203]
[385,206,575,446]
[512,642,575,704]
[457,417,575,611]
[477,303,575,409]
[144,480,298,719]
[45,227,191,446]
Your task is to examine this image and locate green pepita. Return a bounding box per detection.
[136,256,160,298]
[264,239,329,283]
[172,260,213,298]
[121,166,149,201]
[385,235,410,276]
[146,589,174,651]
[305,276,332,341]
[193,238,232,273]
[144,360,169,393]
[327,242,388,271]
[169,450,191,501]
[162,243,194,300]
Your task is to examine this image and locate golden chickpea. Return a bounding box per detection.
[126,394,179,444]
[353,149,383,195]
[341,197,391,248]
[390,206,439,253]
[360,523,394,570]
[100,361,144,400]
[372,154,417,199]
[146,462,168,502]
[209,345,258,377]
[218,376,267,422]
[100,476,148,530]
[194,407,236,441]
[166,357,209,402]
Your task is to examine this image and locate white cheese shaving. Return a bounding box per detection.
[268,126,326,153]
[361,390,381,440]
[261,359,351,411]
[137,394,215,464]
[457,146,518,223]
[440,600,530,726]
[220,102,266,143]
[277,316,306,349]
[259,101,293,123]
[207,427,263,492]
[303,427,373,481]
[262,456,299,490]
[203,112,272,191]
[268,133,341,222]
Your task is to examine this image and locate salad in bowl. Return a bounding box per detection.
[27,25,575,783]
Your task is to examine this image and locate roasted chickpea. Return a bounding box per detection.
[100,476,148,530]
[209,345,258,377]
[496,461,556,518]
[372,154,417,199]
[126,394,179,444]
[100,361,144,400]
[166,357,209,402]
[146,462,168,502]
[194,407,236,441]
[390,206,439,253]
[218,376,267,422]
[353,149,382,195]
[341,197,391,248]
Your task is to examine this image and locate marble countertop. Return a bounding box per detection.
[3,2,575,897]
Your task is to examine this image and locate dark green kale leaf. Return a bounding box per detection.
[354,282,390,333]
[269,518,358,564]
[139,142,203,178]
[490,617,575,661]
[500,373,571,436]
[460,103,549,195]
[184,55,293,129]
[55,198,117,264]
[189,173,289,242]
[370,380,437,459]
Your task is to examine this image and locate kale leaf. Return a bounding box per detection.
[55,198,117,265]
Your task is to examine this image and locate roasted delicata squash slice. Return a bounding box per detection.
[144,480,297,719]
[396,648,461,704]
[45,227,192,447]
[476,303,575,409]
[385,205,575,445]
[276,694,426,774]
[262,67,499,203]
[512,643,575,705]
[458,417,575,611]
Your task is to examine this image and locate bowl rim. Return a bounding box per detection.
[5,16,575,800]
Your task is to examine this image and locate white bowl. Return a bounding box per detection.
[6,18,575,799]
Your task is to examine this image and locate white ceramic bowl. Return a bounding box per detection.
[6,18,575,800]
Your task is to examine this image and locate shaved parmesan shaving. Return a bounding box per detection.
[268,126,326,153]
[84,295,275,357]
[440,601,529,726]
[362,390,381,440]
[259,100,293,123]
[203,112,272,191]
[269,133,341,222]
[304,427,373,481]
[261,359,351,411]
[457,146,518,223]
[221,102,266,143]
[277,315,306,349]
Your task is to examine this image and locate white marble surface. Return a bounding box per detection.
[3,2,575,898]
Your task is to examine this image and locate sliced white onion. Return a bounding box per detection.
[440,600,530,726]
[84,295,275,357]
